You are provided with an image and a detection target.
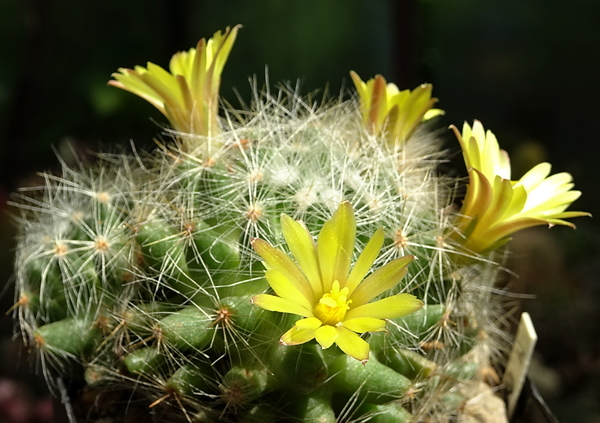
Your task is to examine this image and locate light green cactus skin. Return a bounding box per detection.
[12,89,506,422]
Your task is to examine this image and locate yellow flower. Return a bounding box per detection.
[450,121,589,254]
[251,201,423,363]
[109,25,240,141]
[350,71,443,149]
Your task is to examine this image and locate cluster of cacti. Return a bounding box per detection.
[11,26,587,422]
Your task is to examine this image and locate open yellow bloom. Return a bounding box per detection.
[450,121,589,254]
[251,201,423,363]
[109,25,240,141]
[350,71,443,149]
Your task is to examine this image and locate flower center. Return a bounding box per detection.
[313,281,352,326]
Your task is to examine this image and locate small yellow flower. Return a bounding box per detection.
[450,121,589,254]
[251,201,423,363]
[350,71,443,149]
[109,25,240,141]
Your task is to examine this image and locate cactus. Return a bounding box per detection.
[11,26,587,422]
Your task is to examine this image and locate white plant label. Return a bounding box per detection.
[503,312,538,419]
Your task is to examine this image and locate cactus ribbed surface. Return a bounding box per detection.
[11,27,586,423]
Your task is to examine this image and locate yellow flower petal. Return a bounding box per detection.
[264,269,313,311]
[455,121,510,181]
[346,293,424,321]
[485,218,547,245]
[350,71,368,107]
[334,326,370,363]
[318,201,355,293]
[110,69,165,111]
[349,255,414,307]
[397,84,436,141]
[280,214,323,299]
[475,176,513,231]
[251,294,311,317]
[315,325,338,349]
[517,162,551,191]
[549,211,590,220]
[343,317,387,333]
[345,228,384,295]
[502,184,527,220]
[252,238,315,304]
[424,108,445,120]
[369,75,389,129]
[523,172,575,212]
[280,325,316,346]
[294,317,322,329]
[457,169,492,226]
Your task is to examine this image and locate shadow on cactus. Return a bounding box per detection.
[10,26,588,423]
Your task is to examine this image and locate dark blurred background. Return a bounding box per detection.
[1,1,599,422]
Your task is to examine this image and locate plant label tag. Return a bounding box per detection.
[503,311,538,419]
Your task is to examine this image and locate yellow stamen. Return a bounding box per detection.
[313,281,352,326]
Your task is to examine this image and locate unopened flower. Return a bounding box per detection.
[350,71,443,149]
[449,120,589,254]
[251,201,423,363]
[109,25,240,142]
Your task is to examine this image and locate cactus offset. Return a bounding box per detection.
[11,27,587,422]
